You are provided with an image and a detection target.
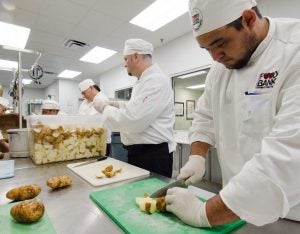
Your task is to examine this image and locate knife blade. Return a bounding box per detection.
[73,156,108,168]
[150,179,187,198]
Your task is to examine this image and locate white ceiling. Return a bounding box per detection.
[0,0,192,88]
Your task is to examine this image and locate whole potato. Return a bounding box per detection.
[10,200,45,223]
[47,175,72,189]
[6,184,41,201]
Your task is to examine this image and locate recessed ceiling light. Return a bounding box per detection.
[80,46,117,64]
[0,21,30,49]
[57,70,81,79]
[0,59,18,70]
[177,70,208,79]
[186,84,205,90]
[130,0,188,31]
[22,79,32,85]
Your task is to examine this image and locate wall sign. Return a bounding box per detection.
[186,100,195,120]
[175,102,184,116]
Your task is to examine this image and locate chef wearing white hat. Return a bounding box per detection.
[42,100,61,115]
[93,38,175,178]
[165,0,300,228]
[0,97,10,153]
[78,79,111,155]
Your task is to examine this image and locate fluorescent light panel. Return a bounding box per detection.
[80,46,117,64]
[0,59,18,70]
[177,70,208,79]
[22,79,32,85]
[130,0,188,31]
[186,84,205,90]
[58,70,81,79]
[0,21,30,49]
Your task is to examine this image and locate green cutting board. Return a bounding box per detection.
[90,178,246,234]
[0,202,56,234]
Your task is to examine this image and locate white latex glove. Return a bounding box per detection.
[177,155,205,185]
[165,187,211,227]
[93,100,109,113]
[107,101,119,108]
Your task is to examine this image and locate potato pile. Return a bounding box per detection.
[135,194,166,214]
[30,123,106,164]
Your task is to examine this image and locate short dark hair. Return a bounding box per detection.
[227,6,262,31]
[93,84,100,92]
[141,54,152,59]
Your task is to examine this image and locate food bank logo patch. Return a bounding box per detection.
[256,71,278,89]
[191,8,202,32]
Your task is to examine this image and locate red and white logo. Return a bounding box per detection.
[256,71,278,89]
[191,8,203,32]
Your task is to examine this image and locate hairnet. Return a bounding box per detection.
[123,39,153,56]
[79,79,95,92]
[42,100,60,110]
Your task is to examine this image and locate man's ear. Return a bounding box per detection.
[241,9,256,30]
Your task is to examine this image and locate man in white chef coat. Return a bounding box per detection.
[93,39,176,178]
[165,0,300,228]
[0,97,9,152]
[78,79,111,156]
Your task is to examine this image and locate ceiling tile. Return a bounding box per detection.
[93,0,155,21]
[11,0,45,13]
[39,0,89,24]
[34,14,75,36]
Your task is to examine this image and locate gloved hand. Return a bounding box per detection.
[177,155,205,185]
[165,187,211,227]
[107,101,119,108]
[93,100,109,113]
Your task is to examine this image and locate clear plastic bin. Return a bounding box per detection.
[27,115,106,164]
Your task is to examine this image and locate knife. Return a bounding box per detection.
[150,179,187,198]
[73,156,108,168]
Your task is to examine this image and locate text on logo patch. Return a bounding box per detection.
[256,71,278,89]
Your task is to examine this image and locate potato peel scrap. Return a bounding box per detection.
[95,165,122,178]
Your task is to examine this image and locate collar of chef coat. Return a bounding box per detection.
[137,63,161,83]
[249,17,275,64]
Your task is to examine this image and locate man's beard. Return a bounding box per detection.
[226,33,258,69]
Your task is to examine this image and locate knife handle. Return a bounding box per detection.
[97,156,108,161]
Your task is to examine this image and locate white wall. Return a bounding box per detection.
[174,88,203,130]
[57,79,82,114]
[258,0,300,18]
[45,80,59,101]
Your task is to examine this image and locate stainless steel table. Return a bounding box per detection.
[1,157,299,234]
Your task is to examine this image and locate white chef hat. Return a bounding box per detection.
[0,97,9,108]
[42,100,60,110]
[123,39,153,56]
[189,0,257,37]
[78,79,95,92]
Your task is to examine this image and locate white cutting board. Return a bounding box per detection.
[67,158,150,186]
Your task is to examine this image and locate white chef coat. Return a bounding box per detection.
[78,92,111,143]
[102,63,176,153]
[0,131,3,140]
[189,18,300,226]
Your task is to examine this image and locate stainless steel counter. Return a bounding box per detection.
[1,157,299,234]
